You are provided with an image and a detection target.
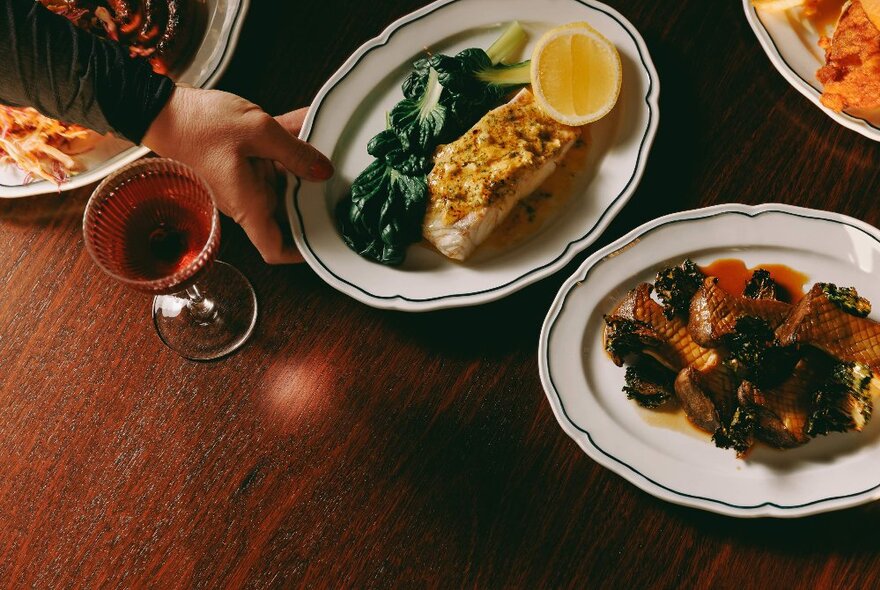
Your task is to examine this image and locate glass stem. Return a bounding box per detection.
[185,284,217,323]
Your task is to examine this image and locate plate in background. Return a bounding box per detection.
[0,0,250,198]
[744,0,880,141]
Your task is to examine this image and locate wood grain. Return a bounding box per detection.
[2,0,880,587]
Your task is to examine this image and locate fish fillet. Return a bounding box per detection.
[423,89,579,261]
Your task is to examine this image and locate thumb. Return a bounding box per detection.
[275,107,310,137]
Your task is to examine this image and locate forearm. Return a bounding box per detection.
[0,0,174,143]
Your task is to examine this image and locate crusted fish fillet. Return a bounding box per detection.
[423,89,579,261]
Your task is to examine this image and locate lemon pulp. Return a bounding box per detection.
[530,23,621,126]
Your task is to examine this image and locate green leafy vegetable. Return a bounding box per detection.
[623,357,675,409]
[712,404,757,455]
[806,362,874,436]
[653,259,706,319]
[722,316,797,388]
[819,283,871,318]
[743,269,784,301]
[337,22,531,266]
[603,316,663,367]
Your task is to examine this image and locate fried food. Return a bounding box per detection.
[816,0,880,112]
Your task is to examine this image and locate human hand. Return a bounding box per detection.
[141,86,333,264]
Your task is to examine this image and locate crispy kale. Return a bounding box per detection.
[338,22,531,265]
[820,283,871,318]
[712,404,758,455]
[806,362,874,436]
[623,357,675,409]
[603,317,663,366]
[743,269,784,301]
[722,316,797,388]
[653,259,705,319]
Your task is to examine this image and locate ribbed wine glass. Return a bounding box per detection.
[83,158,257,360]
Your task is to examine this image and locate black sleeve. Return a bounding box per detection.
[0,0,175,144]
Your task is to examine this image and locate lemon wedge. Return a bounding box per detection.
[530,22,622,126]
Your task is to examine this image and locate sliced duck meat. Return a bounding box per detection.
[776,283,880,372]
[673,358,737,433]
[604,283,715,370]
[688,277,791,347]
[737,358,819,449]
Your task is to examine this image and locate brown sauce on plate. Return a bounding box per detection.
[699,258,809,302]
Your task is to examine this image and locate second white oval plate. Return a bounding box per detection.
[0,0,250,198]
[540,203,880,518]
[288,0,659,311]
[744,0,880,141]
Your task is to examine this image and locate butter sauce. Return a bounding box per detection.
[484,126,592,250]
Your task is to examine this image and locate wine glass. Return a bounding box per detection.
[83,158,257,361]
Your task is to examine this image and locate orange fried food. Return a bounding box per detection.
[816,0,880,112]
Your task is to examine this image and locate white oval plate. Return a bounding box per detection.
[744,0,880,141]
[0,0,250,198]
[540,203,880,518]
[287,0,659,312]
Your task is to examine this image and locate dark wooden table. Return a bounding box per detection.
[3,0,880,587]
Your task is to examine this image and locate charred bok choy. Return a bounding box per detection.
[337,22,532,265]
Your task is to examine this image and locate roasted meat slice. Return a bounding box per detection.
[776,283,880,372]
[688,277,791,347]
[737,358,819,449]
[604,283,715,371]
[674,360,738,433]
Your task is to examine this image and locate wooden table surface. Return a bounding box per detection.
[3,0,880,587]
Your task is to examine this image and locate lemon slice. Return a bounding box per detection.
[751,0,804,11]
[530,22,622,126]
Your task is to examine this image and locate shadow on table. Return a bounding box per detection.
[664,492,880,554]
[0,190,90,227]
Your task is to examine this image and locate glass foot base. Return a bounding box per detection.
[152,261,258,361]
